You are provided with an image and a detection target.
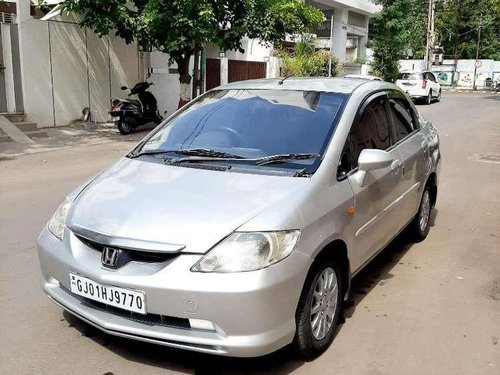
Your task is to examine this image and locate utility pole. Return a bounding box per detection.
[453,0,461,86]
[472,15,482,91]
[424,0,435,70]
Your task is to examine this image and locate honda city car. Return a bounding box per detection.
[38,77,441,358]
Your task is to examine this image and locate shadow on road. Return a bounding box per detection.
[62,209,438,374]
[345,208,438,319]
[481,95,500,101]
[64,310,305,375]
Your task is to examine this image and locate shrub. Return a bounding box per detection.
[278,40,340,77]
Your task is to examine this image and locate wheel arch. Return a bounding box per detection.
[426,172,438,207]
[311,239,351,301]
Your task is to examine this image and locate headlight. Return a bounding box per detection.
[47,198,72,240]
[191,231,300,273]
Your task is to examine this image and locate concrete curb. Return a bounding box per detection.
[444,89,499,94]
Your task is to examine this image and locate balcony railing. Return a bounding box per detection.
[0,12,16,24]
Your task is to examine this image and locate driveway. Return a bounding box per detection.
[0,93,499,374]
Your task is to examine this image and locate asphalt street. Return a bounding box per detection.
[0,92,499,375]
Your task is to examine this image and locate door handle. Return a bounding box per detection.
[391,159,402,172]
[391,159,405,177]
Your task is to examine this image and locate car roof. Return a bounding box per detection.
[217,77,385,94]
[344,74,383,81]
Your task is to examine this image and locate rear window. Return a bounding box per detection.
[398,73,423,80]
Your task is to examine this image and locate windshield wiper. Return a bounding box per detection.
[130,148,320,168]
[128,149,177,158]
[254,153,320,166]
[174,148,244,159]
[129,148,244,160]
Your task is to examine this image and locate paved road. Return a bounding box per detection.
[1,93,499,375]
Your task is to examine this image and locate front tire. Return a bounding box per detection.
[117,118,133,135]
[154,114,163,125]
[408,185,432,242]
[294,259,343,358]
[436,90,442,102]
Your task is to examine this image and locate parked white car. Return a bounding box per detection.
[396,71,441,104]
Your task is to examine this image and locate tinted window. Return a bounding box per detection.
[350,95,391,168]
[390,99,414,142]
[141,89,346,172]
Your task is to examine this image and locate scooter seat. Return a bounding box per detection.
[120,98,141,106]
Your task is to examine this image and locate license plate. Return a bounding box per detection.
[110,116,120,122]
[69,273,146,315]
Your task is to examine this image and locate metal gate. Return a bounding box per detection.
[228,60,267,83]
[206,58,221,91]
[0,25,8,112]
[0,16,23,113]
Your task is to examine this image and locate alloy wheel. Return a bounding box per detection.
[310,267,338,340]
[121,121,131,132]
[419,190,431,232]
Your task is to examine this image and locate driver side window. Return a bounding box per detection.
[338,95,391,178]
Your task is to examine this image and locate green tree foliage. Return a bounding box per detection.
[371,0,426,81]
[278,38,340,77]
[57,0,324,106]
[435,0,500,61]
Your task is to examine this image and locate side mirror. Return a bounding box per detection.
[120,86,128,90]
[353,149,393,187]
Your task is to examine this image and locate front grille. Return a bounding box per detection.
[76,235,179,264]
[65,286,190,330]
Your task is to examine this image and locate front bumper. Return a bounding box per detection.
[37,228,312,357]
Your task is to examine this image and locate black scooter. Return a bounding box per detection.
[109,81,164,135]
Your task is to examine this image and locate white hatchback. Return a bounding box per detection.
[396,71,442,104]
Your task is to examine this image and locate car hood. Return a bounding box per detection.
[68,158,310,254]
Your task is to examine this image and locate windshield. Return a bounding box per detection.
[138,89,346,174]
[398,73,423,80]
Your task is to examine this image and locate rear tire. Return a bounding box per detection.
[408,185,432,242]
[117,118,133,135]
[426,91,432,105]
[293,258,343,358]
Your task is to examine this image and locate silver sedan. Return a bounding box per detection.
[38,77,441,358]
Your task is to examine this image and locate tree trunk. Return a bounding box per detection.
[174,53,193,108]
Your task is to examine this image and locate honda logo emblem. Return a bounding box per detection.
[101,247,119,268]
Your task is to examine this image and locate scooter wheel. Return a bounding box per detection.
[117,119,133,135]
